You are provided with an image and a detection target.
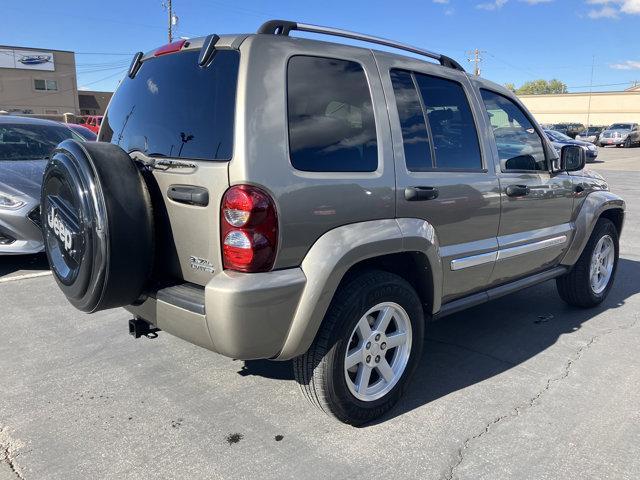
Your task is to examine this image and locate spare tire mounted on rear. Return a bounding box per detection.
[41,139,154,313]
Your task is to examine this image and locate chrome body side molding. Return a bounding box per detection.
[450,235,568,271]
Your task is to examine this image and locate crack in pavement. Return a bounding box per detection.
[0,428,25,480]
[442,315,639,480]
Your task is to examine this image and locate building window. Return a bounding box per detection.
[34,79,58,91]
[44,109,59,115]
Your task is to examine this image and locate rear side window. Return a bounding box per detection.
[100,50,239,160]
[390,70,433,171]
[391,69,482,171]
[287,56,377,172]
[414,74,482,170]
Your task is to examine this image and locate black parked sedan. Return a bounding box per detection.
[544,129,598,162]
[0,116,83,254]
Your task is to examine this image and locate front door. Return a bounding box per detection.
[479,89,574,286]
[377,58,501,303]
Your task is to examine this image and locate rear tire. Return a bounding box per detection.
[293,270,424,426]
[556,218,618,308]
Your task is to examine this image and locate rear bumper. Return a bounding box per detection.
[600,139,624,146]
[126,268,306,360]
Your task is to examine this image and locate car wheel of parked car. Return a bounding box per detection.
[41,139,154,313]
[293,270,424,425]
[556,218,619,308]
[624,138,631,148]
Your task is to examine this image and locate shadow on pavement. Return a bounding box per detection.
[239,258,640,423]
[0,253,49,278]
[380,257,640,423]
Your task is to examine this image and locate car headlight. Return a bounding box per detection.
[0,192,25,210]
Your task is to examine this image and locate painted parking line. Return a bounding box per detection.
[0,271,52,284]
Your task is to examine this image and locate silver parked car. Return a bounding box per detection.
[598,123,640,147]
[0,116,82,254]
[41,20,624,425]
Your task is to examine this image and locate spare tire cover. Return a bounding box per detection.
[41,139,154,313]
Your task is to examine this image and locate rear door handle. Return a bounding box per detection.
[167,185,209,206]
[505,184,530,197]
[405,186,439,201]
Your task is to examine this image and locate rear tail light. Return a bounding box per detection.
[221,185,278,272]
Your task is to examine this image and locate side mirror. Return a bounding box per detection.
[560,145,586,172]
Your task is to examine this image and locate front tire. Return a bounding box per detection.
[624,138,631,148]
[293,270,424,425]
[557,218,619,308]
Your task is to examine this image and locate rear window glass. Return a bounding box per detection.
[100,50,239,160]
[287,56,377,172]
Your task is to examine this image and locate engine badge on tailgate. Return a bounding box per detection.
[189,255,214,274]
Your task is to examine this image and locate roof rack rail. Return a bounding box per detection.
[257,20,465,72]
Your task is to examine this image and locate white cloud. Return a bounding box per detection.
[477,0,508,10]
[610,60,640,69]
[432,0,449,3]
[520,0,553,3]
[586,0,640,18]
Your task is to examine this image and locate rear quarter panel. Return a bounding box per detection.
[228,35,396,269]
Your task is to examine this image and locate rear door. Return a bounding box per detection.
[376,55,501,303]
[478,89,574,286]
[99,42,240,286]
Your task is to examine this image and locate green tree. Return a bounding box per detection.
[515,79,568,95]
[504,82,516,92]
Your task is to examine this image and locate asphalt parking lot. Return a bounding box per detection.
[1,147,639,480]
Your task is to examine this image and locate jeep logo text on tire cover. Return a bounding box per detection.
[47,206,74,252]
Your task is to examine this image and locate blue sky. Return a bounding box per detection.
[2,0,639,93]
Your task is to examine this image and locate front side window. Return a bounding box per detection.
[287,56,377,172]
[480,89,547,172]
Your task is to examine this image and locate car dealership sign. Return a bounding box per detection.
[0,48,55,71]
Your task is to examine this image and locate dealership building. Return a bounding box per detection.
[518,85,640,126]
[0,45,112,116]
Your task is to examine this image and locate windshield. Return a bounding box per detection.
[100,49,239,161]
[609,123,631,130]
[546,130,572,142]
[0,123,77,161]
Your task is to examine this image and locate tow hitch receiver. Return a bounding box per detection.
[129,318,160,339]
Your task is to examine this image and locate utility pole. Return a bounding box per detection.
[167,0,173,42]
[162,0,178,42]
[586,54,595,128]
[466,49,485,76]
